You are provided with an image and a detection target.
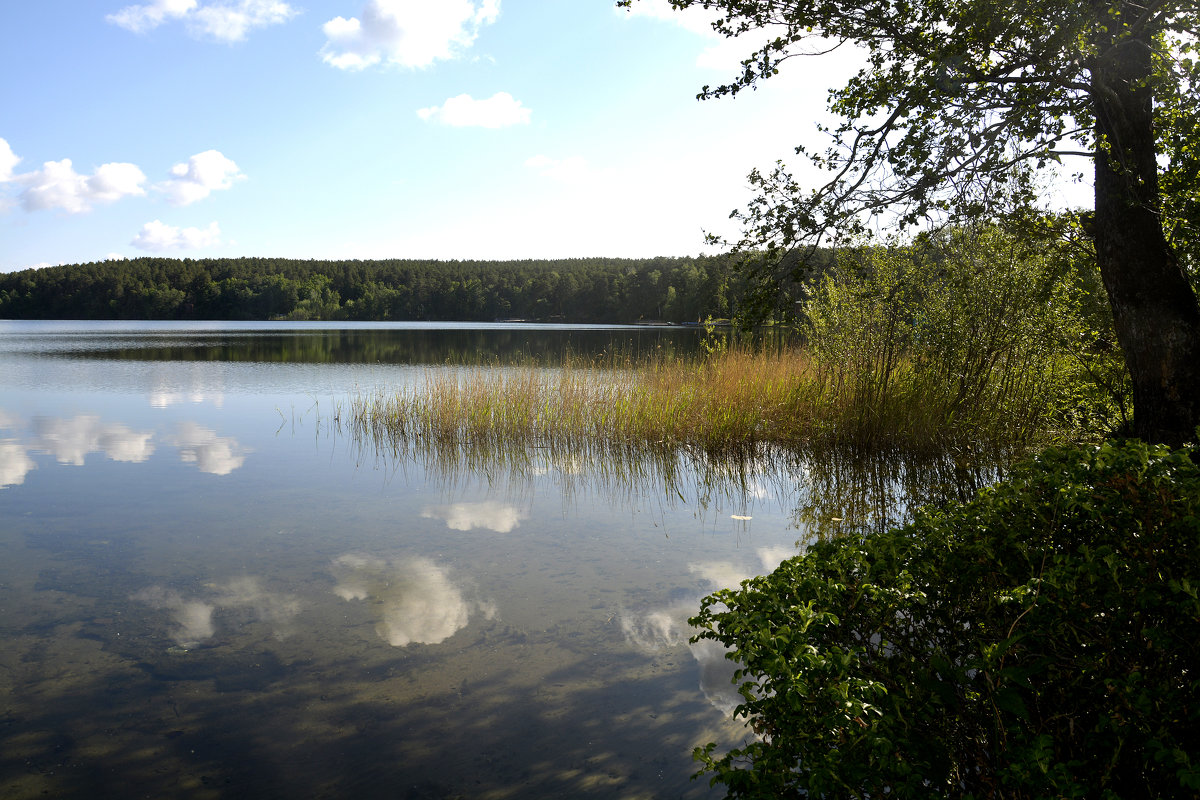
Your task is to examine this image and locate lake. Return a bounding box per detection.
[1,321,848,800]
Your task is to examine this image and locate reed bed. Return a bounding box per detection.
[350,344,1062,460]
[352,349,812,456]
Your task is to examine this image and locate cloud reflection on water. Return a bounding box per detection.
[171,421,247,475]
[210,576,304,637]
[150,390,227,409]
[0,440,36,487]
[419,500,528,533]
[621,546,797,714]
[0,407,250,482]
[148,366,227,409]
[132,586,217,647]
[331,553,497,647]
[32,414,156,465]
[133,577,302,647]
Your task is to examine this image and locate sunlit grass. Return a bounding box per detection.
[350,348,813,455]
[350,344,1061,459]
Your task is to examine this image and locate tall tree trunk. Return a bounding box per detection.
[1091,11,1200,446]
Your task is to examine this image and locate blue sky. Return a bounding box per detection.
[1,1,1090,273]
[2,0,864,271]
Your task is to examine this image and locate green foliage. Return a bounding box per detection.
[623,0,1200,446]
[1158,29,1200,287]
[691,438,1200,798]
[1035,215,1135,435]
[630,0,1198,257]
[0,255,748,323]
[800,223,1105,445]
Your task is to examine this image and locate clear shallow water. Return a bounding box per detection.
[0,321,820,800]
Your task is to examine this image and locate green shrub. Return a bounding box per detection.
[802,225,1081,447]
[692,438,1200,798]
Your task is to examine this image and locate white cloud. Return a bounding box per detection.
[107,0,197,33]
[90,162,150,203]
[619,0,786,73]
[107,0,296,42]
[420,500,528,533]
[17,158,147,214]
[158,149,244,206]
[132,220,222,252]
[0,138,19,182]
[190,0,296,41]
[321,0,500,70]
[618,0,716,38]
[417,92,530,128]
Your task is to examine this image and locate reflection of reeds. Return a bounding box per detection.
[350,347,1055,457]
[345,346,1027,539]
[345,410,1010,543]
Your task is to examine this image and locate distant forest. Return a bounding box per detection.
[0,255,814,323]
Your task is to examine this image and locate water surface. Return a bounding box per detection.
[1,321,822,799]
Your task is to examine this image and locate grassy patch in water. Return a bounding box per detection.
[350,344,1063,458]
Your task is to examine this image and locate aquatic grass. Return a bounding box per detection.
[347,382,1016,546]
[350,343,1065,461]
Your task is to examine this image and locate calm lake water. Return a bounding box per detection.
[1,321,851,800]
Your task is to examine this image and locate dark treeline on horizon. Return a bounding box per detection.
[0,254,819,323]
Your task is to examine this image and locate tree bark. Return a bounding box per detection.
[1091,10,1200,446]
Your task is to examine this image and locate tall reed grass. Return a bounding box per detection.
[352,348,808,454]
[352,224,1116,461]
[350,342,1062,460]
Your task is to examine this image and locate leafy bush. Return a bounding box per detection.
[692,438,1200,798]
[801,223,1114,447]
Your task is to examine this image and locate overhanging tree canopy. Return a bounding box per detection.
[624,0,1200,444]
